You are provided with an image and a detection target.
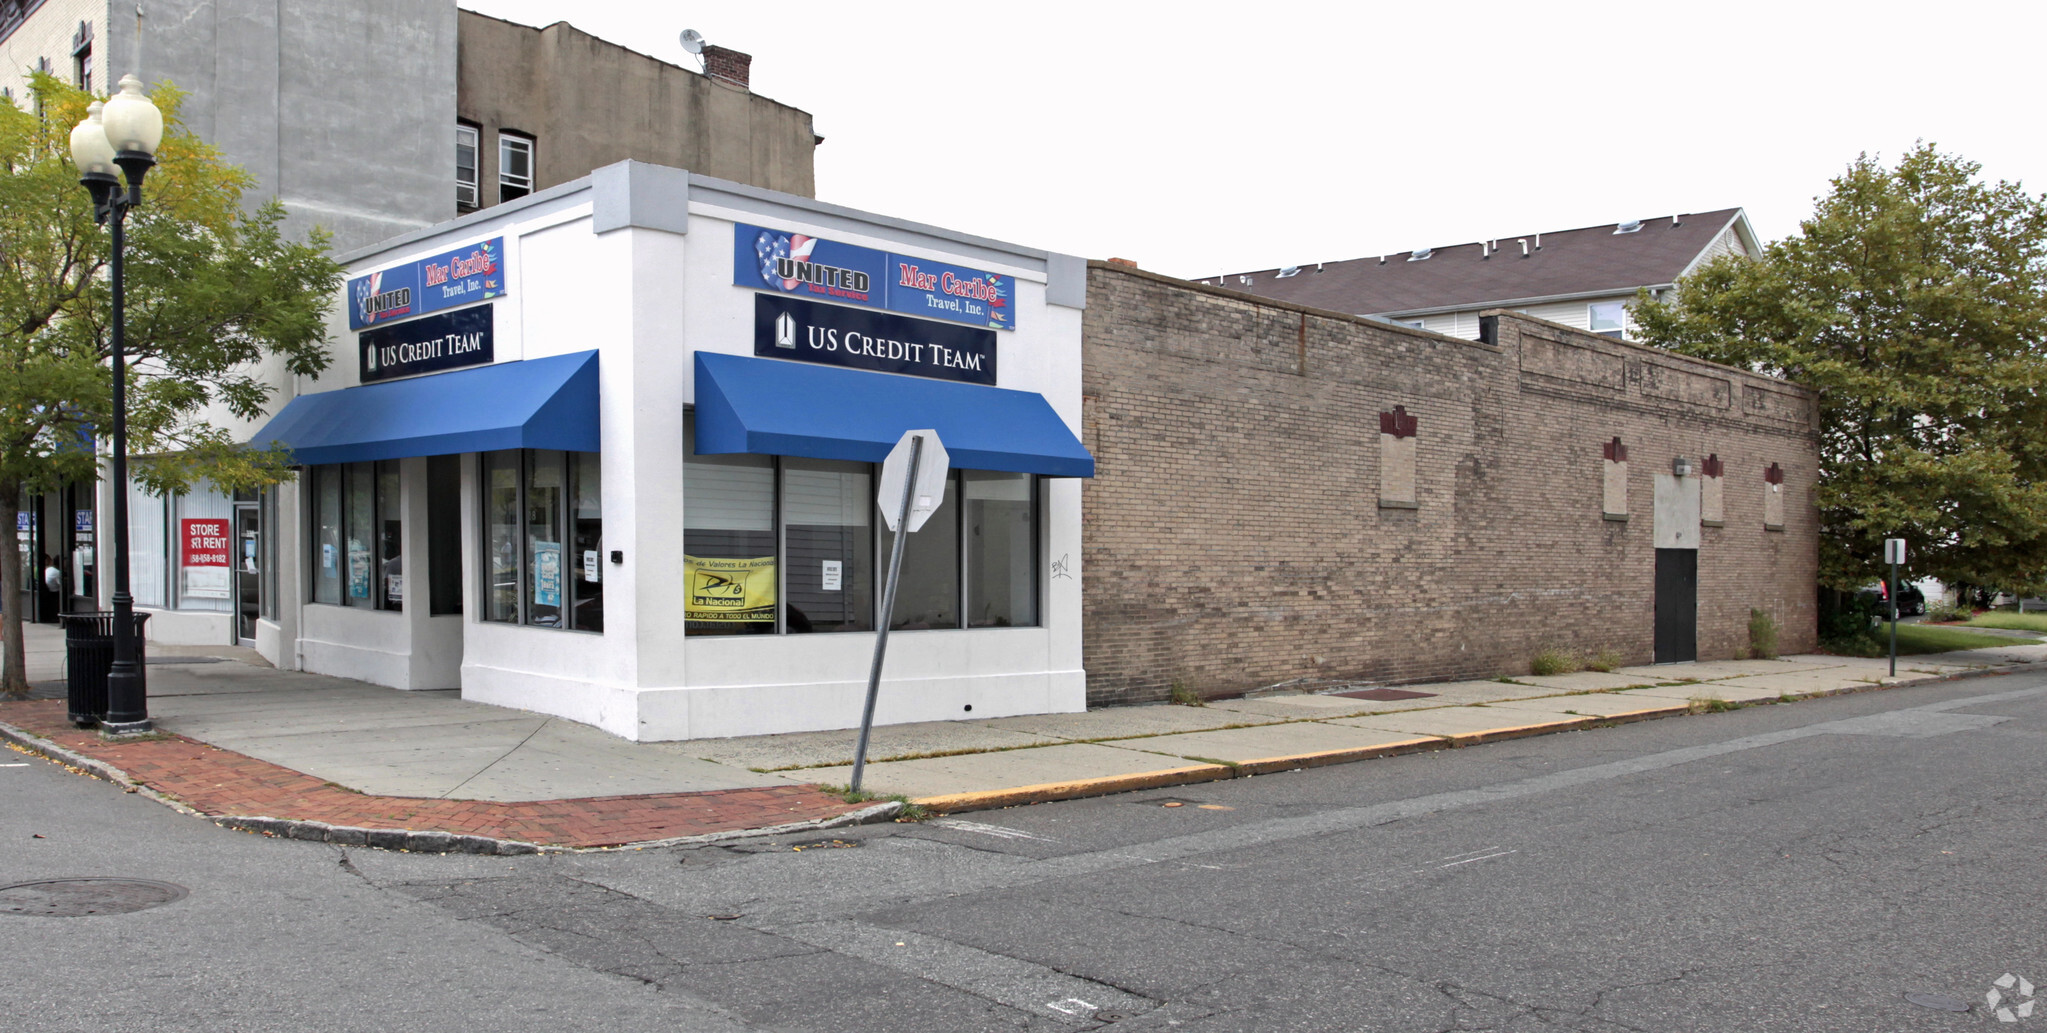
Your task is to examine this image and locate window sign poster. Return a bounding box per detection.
[75,509,93,532]
[322,543,337,574]
[583,550,600,583]
[347,537,371,599]
[821,560,843,591]
[733,223,1015,331]
[180,518,232,600]
[348,236,506,331]
[685,555,776,622]
[533,541,563,607]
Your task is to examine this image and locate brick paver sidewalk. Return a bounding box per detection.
[0,699,867,849]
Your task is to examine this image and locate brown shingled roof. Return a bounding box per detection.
[1208,209,1747,315]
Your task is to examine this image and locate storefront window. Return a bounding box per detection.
[309,462,401,610]
[682,413,1040,636]
[965,471,1038,628]
[485,451,519,622]
[880,472,959,631]
[174,483,234,612]
[684,419,776,636]
[526,451,564,627]
[313,466,342,605]
[127,477,167,608]
[783,459,873,633]
[260,486,280,620]
[571,451,603,632]
[481,449,602,631]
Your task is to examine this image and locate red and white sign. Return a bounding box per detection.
[181,519,232,568]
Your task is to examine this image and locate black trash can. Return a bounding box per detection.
[61,612,148,729]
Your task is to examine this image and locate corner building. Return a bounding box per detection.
[243,162,1092,741]
[1080,262,1820,704]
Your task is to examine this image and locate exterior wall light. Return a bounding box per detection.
[1672,456,1693,478]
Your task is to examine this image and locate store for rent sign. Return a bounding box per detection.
[347,237,507,331]
[181,518,231,600]
[733,223,1016,332]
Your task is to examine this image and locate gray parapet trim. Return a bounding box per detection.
[1046,254,1087,310]
[592,160,692,236]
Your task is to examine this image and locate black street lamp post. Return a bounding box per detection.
[69,75,163,736]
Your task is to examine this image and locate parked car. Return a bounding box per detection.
[1859,581,1925,617]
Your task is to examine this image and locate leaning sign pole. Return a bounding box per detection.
[851,430,950,792]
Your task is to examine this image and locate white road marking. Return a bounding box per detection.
[1,763,29,767]
[930,818,1059,842]
[767,919,1154,1023]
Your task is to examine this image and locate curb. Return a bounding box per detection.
[910,662,2031,815]
[212,801,903,854]
[0,715,900,853]
[916,763,1233,813]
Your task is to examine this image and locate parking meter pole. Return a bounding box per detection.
[1889,561,1898,678]
[851,436,922,794]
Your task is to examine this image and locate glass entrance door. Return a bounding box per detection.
[235,504,260,644]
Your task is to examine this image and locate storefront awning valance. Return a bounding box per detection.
[693,353,1094,478]
[249,350,600,466]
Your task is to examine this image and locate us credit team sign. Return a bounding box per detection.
[732,223,1016,331]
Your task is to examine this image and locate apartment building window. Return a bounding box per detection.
[1589,301,1626,339]
[499,132,534,203]
[70,20,91,92]
[455,124,479,209]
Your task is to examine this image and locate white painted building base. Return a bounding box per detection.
[137,608,233,646]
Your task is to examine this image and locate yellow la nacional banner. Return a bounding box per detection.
[685,555,776,622]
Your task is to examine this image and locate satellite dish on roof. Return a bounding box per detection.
[680,29,706,55]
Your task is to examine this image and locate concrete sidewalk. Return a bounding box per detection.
[3,619,2041,849]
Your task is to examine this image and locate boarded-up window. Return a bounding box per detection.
[1378,406,1418,509]
[1764,462,1785,530]
[1602,437,1628,520]
[1700,453,1725,526]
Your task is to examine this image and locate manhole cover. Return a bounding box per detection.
[1906,991,1971,1012]
[1333,688,1437,701]
[0,879,188,917]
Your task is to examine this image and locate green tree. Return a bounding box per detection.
[1633,144,2047,597]
[1,74,342,698]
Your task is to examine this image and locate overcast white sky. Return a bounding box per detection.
[462,0,2046,281]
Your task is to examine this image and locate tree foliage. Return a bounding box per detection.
[0,73,343,696]
[1633,144,2047,594]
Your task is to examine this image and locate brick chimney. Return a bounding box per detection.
[702,45,752,89]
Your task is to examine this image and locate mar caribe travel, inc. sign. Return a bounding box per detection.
[732,222,1015,331]
[348,237,507,331]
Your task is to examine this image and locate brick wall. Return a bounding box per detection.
[1081,262,1820,705]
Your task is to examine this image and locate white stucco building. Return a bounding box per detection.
[133,161,1093,742]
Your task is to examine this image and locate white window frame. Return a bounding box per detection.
[498,132,534,203]
[1588,301,1627,339]
[455,124,479,209]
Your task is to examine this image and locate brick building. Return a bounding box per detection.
[1081,261,1818,705]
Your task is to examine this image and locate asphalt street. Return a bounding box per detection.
[5,671,2046,1032]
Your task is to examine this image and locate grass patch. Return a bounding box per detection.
[820,784,928,820]
[1748,608,1779,660]
[1889,623,2042,653]
[1689,697,1740,713]
[1529,646,1584,677]
[1168,681,1205,707]
[1961,612,2047,633]
[1585,648,1625,673]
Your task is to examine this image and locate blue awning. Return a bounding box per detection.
[694,353,1094,477]
[250,351,599,465]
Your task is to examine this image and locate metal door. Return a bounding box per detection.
[1654,548,1697,664]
